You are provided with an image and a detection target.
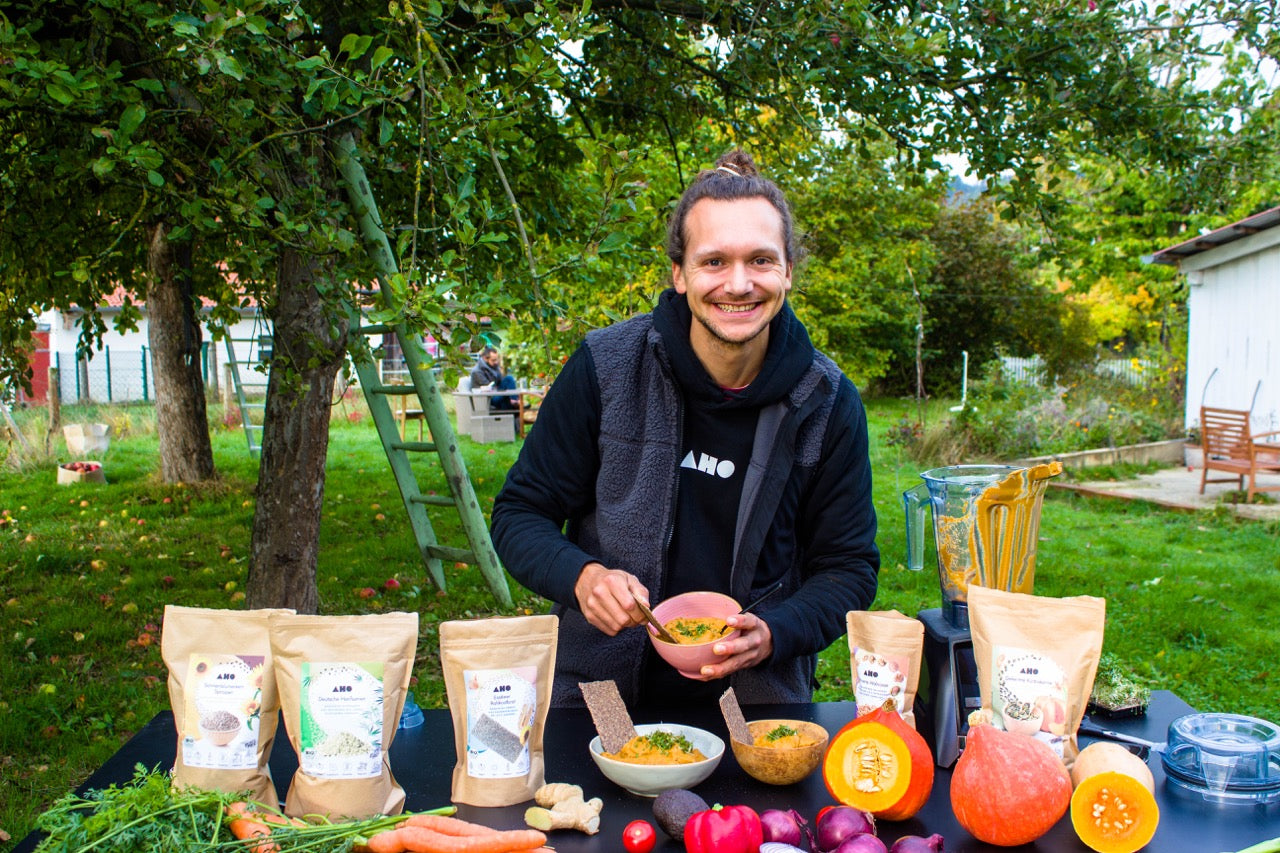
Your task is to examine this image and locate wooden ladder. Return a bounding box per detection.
[220,324,270,458]
[347,326,510,606]
[335,134,511,607]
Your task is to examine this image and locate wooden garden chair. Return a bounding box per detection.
[1198,406,1280,502]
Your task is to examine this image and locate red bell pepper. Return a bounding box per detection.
[685,803,763,853]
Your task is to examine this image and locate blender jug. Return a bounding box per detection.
[903,462,1062,628]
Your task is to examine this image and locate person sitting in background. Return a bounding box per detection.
[469,346,517,411]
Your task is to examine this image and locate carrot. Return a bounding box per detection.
[258,811,307,828]
[393,826,548,853]
[226,801,254,819]
[364,828,410,853]
[228,817,278,853]
[401,814,501,836]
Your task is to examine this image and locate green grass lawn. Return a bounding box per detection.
[2,397,1278,848]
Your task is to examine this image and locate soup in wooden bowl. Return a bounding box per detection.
[730,719,829,785]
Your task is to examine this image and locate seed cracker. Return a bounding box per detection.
[719,687,753,745]
[470,712,526,764]
[579,680,636,754]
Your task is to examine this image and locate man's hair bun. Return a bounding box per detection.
[712,149,759,178]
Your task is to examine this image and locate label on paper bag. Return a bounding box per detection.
[298,662,385,779]
[851,647,910,715]
[464,667,536,778]
[181,654,264,770]
[991,645,1069,756]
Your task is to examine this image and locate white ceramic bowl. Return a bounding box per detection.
[588,722,724,797]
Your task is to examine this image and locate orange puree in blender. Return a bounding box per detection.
[935,462,1062,604]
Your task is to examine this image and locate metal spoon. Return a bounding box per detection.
[633,593,680,644]
[717,579,786,636]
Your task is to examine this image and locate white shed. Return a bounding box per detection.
[1148,204,1280,435]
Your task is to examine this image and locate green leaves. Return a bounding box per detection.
[340,33,375,61]
[118,104,145,140]
[216,53,245,80]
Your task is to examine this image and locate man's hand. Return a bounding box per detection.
[692,612,774,680]
[574,562,648,636]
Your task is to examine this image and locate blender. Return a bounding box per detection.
[903,462,1061,766]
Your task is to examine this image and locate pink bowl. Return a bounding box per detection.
[648,591,741,678]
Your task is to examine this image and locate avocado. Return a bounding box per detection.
[652,788,710,841]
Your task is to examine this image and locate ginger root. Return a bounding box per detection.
[525,782,602,835]
[533,782,584,808]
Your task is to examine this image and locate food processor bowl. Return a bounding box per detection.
[1160,712,1280,804]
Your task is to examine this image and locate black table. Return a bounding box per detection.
[15,692,1279,852]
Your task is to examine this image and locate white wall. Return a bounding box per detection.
[31,308,426,404]
[35,308,264,403]
[1184,240,1280,435]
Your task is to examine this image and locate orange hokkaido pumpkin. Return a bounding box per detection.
[951,722,1071,846]
[823,700,933,820]
[1069,742,1159,853]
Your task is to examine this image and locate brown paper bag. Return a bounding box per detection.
[161,605,292,805]
[270,611,418,819]
[846,609,925,728]
[968,586,1106,764]
[439,614,558,806]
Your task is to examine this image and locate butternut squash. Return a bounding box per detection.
[1070,742,1159,852]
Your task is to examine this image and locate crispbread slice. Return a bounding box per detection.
[719,686,752,745]
[579,680,637,754]
[470,712,525,764]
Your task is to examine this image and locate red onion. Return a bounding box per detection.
[815,806,877,852]
[761,844,809,853]
[790,807,817,853]
[760,809,804,847]
[833,836,888,853]
[888,834,944,853]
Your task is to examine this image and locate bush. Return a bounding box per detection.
[895,358,1184,465]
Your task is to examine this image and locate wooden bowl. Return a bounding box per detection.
[730,719,829,785]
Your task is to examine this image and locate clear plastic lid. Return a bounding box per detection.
[1160,712,1280,804]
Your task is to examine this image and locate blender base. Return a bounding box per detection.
[914,607,983,768]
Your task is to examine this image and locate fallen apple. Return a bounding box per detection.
[384,578,402,590]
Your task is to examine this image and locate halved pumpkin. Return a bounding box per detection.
[1070,742,1159,853]
[822,701,933,820]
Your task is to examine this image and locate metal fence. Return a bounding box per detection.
[14,343,425,405]
[18,345,212,404]
[999,355,1154,387]
[999,355,1048,385]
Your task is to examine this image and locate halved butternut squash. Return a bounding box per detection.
[1070,742,1159,852]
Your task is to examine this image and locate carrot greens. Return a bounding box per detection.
[34,764,234,852]
[31,765,461,853]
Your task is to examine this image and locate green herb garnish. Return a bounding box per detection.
[645,730,695,753]
[765,724,799,742]
[674,621,713,639]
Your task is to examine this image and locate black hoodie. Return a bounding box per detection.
[492,289,879,709]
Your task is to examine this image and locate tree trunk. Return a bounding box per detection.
[245,247,349,613]
[146,223,216,482]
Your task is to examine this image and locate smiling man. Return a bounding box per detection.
[491,150,879,710]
